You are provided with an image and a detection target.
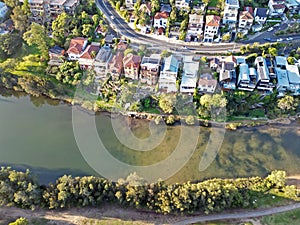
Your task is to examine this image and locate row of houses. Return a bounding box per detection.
[49,37,218,94]
[216,55,300,95]
[133,0,300,42]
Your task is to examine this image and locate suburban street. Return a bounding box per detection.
[241,22,300,44]
[96,0,243,53]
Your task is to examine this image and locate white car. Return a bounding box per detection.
[277,38,283,42]
[267,27,274,32]
[286,37,293,41]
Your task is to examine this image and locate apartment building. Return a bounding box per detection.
[28,0,78,25]
[159,55,180,93]
[140,54,161,85]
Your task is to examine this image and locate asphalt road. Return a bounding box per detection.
[242,22,300,44]
[96,0,242,53]
[174,202,300,225]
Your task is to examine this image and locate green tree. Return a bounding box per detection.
[23,23,49,59]
[92,14,100,26]
[277,95,297,113]
[287,57,295,65]
[124,48,134,56]
[9,217,29,225]
[3,0,19,8]
[82,24,93,37]
[11,6,28,33]
[21,0,30,15]
[268,47,278,57]
[159,94,175,114]
[52,13,71,46]
[222,33,231,42]
[150,0,160,14]
[160,50,171,58]
[0,33,22,59]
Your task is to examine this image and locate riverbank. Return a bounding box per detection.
[1,74,299,132]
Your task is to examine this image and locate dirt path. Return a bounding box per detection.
[1,202,300,225]
[173,202,300,225]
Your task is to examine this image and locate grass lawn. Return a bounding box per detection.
[261,208,300,225]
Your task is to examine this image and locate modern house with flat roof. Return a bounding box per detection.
[223,0,239,27]
[286,64,300,95]
[255,56,274,91]
[237,63,256,91]
[159,55,180,93]
[180,56,199,94]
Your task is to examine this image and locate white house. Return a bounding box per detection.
[254,8,269,24]
[238,11,254,34]
[268,0,286,16]
[175,0,190,9]
[180,56,199,94]
[203,15,220,42]
[0,2,8,20]
[286,64,300,95]
[237,63,256,91]
[159,55,180,93]
[187,14,204,37]
[153,11,169,29]
[255,56,274,91]
[223,0,239,27]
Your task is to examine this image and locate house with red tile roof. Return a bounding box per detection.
[203,15,220,42]
[108,51,124,80]
[78,42,101,70]
[154,11,169,29]
[238,11,254,34]
[123,53,141,80]
[66,37,88,60]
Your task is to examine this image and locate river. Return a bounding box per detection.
[0,90,300,184]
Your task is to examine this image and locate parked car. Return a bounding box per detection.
[267,27,274,32]
[264,37,271,41]
[276,38,283,42]
[286,37,293,41]
[274,23,280,27]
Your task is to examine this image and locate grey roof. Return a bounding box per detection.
[49,45,64,55]
[95,46,111,62]
[255,8,268,17]
[160,4,172,13]
[238,63,250,82]
[255,57,270,81]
